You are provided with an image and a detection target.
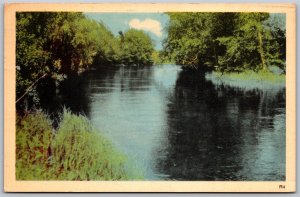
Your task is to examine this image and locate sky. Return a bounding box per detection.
[84,13,170,50]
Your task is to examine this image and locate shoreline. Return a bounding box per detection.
[205,70,285,91]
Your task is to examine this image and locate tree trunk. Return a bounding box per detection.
[257,30,267,70]
[213,43,218,66]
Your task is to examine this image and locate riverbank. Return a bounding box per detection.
[205,70,285,91]
[16,109,142,180]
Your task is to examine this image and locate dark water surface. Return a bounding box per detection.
[41,65,286,181]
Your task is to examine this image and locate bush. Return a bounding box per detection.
[16,110,140,180]
[16,111,53,179]
[51,110,128,180]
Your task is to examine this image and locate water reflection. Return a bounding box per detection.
[156,69,285,180]
[37,74,91,119]
[41,65,285,180]
[86,66,173,179]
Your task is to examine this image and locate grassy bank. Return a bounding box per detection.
[205,70,285,91]
[214,70,285,83]
[16,110,142,180]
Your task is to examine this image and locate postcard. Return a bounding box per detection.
[4,3,296,192]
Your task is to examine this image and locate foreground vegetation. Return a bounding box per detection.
[16,110,142,180]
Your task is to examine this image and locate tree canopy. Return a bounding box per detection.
[119,29,154,66]
[163,12,286,73]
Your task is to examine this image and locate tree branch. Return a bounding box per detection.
[16,74,47,104]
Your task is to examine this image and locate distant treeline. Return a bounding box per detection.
[163,13,286,73]
[16,12,154,104]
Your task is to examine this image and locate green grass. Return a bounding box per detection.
[16,109,142,180]
[214,70,285,83]
[16,111,53,180]
[205,69,285,91]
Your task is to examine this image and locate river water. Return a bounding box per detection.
[41,64,286,181]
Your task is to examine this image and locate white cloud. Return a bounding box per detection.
[129,18,162,37]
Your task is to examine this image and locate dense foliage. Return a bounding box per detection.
[163,13,286,73]
[16,12,155,107]
[119,29,154,66]
[16,110,142,180]
[16,111,53,179]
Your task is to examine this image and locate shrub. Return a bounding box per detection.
[16,110,140,180]
[16,111,53,179]
[51,110,128,180]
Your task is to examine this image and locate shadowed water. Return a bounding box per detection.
[40,64,286,181]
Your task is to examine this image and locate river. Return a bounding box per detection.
[40,64,286,181]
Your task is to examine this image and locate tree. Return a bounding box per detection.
[120,29,154,66]
[164,12,286,73]
[44,13,116,74]
[264,14,286,73]
[84,21,123,66]
[16,12,118,108]
[163,13,236,70]
[217,13,270,72]
[163,13,212,69]
[217,13,286,73]
[16,13,51,100]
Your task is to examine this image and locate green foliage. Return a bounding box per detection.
[51,110,129,180]
[16,13,51,97]
[164,12,286,73]
[151,51,160,64]
[46,13,111,74]
[16,12,109,103]
[16,110,142,180]
[163,13,235,70]
[217,13,270,72]
[16,12,114,76]
[16,111,53,179]
[119,29,154,66]
[213,69,285,83]
[264,14,286,72]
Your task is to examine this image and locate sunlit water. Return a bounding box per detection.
[42,64,286,181]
